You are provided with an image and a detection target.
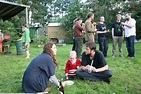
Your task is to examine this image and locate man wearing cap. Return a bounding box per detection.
[74,18,85,58]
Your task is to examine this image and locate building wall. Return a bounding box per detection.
[47,26,66,40]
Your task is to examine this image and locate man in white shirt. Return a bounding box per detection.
[122,13,136,58]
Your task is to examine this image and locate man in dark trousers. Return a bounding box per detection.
[74,18,85,58]
[96,16,109,57]
[76,41,112,83]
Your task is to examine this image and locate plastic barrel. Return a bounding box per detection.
[16,41,24,55]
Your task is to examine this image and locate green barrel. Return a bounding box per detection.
[15,41,24,55]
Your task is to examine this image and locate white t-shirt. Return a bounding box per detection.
[124,18,136,37]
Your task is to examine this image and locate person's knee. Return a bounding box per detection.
[76,70,80,75]
[108,70,113,77]
[104,70,112,77]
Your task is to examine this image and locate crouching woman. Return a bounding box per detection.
[22,42,62,93]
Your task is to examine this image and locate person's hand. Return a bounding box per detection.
[82,31,86,34]
[81,66,87,71]
[86,65,90,69]
[92,67,97,72]
[121,22,125,25]
[107,29,110,32]
[25,43,28,47]
[65,73,68,79]
[77,66,80,69]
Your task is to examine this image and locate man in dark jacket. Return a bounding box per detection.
[74,18,85,58]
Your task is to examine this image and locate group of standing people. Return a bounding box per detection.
[73,12,136,58]
[112,13,136,58]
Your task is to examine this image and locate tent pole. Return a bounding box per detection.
[26,7,28,25]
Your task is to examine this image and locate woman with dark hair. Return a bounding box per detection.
[22,42,63,93]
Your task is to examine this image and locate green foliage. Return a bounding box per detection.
[0,19,21,42]
[1,0,141,45]
[132,3,141,39]
[58,0,89,43]
[59,0,141,43]
[33,36,50,47]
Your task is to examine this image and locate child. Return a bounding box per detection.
[65,51,81,79]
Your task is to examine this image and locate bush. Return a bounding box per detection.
[33,36,50,47]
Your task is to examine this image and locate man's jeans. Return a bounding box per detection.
[98,36,108,57]
[125,36,135,57]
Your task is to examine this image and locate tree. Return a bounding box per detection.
[59,0,141,43]
[57,0,89,43]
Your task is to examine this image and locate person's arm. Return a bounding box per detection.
[121,23,133,28]
[92,51,108,72]
[24,28,28,43]
[122,30,124,38]
[121,19,136,28]
[92,65,108,72]
[49,75,59,86]
[97,30,108,34]
[111,28,114,38]
[65,60,70,75]
[77,24,85,31]
[96,24,108,34]
[81,52,89,71]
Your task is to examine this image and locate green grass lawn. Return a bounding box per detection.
[0,42,141,94]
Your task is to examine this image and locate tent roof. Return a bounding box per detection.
[0,0,29,21]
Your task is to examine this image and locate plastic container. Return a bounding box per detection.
[15,41,24,55]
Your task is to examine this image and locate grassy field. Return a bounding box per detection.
[0,42,141,94]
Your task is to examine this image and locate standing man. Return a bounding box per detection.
[74,18,85,58]
[22,23,31,58]
[112,14,124,57]
[76,41,112,83]
[122,13,136,58]
[85,12,96,42]
[72,18,78,51]
[96,16,109,57]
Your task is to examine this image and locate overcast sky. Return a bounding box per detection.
[82,0,87,2]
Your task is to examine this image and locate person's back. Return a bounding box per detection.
[22,23,31,58]
[22,53,55,92]
[22,28,30,43]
